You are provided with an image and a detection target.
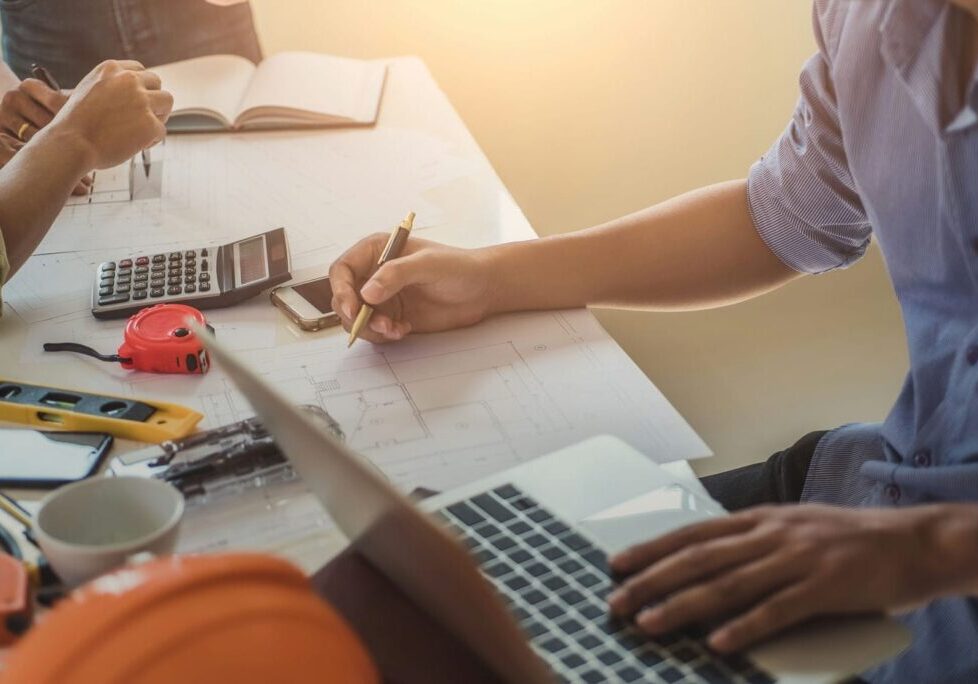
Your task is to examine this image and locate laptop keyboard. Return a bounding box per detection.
[438,484,774,684]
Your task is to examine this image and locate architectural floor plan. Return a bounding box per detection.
[116,307,709,492]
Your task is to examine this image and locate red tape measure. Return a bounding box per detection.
[44,304,212,374]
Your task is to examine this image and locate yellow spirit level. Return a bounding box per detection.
[0,379,201,443]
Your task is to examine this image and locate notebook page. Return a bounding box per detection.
[235,52,386,126]
[152,54,256,129]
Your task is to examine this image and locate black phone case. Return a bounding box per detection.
[0,431,113,489]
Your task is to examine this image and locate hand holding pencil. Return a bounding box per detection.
[329,212,499,345]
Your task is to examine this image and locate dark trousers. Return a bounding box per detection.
[1,0,263,87]
[701,430,827,511]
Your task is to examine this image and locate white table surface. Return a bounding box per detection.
[0,57,704,541]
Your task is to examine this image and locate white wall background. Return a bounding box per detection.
[251,0,908,473]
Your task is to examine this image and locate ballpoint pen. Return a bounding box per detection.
[29,63,59,92]
[347,211,416,347]
[28,64,61,146]
[32,63,152,177]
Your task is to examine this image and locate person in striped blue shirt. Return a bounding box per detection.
[330,1,978,681]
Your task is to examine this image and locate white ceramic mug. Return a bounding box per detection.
[35,476,184,587]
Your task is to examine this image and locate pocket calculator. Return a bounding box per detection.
[92,227,291,319]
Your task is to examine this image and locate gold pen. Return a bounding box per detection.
[0,494,31,530]
[347,211,416,347]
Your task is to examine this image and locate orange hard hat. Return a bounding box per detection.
[2,553,379,684]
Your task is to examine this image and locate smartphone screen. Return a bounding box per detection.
[0,430,111,487]
[292,277,334,314]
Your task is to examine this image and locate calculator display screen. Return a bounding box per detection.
[237,236,268,285]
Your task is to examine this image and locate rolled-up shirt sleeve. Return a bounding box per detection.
[747,10,871,274]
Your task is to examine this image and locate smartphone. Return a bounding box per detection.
[270,275,341,331]
[0,429,112,488]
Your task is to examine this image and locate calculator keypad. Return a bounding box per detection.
[96,249,215,308]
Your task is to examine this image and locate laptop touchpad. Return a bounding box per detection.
[578,484,724,555]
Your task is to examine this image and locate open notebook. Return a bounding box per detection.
[152,52,387,132]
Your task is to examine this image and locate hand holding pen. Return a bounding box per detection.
[329,212,500,345]
[0,65,92,195]
[347,211,416,346]
[31,63,151,179]
[1,65,67,144]
[25,65,98,195]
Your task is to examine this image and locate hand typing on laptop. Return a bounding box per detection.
[607,503,978,654]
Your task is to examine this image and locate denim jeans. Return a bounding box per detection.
[1,0,262,86]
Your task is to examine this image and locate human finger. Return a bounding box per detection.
[390,319,412,339]
[707,582,818,653]
[368,312,410,341]
[149,117,167,147]
[0,108,19,139]
[0,133,20,163]
[16,93,55,131]
[0,133,22,153]
[331,234,388,310]
[632,553,804,636]
[147,90,174,121]
[135,70,162,91]
[0,90,51,135]
[609,531,779,617]
[19,78,66,114]
[348,315,391,345]
[112,60,146,72]
[360,251,436,306]
[329,259,364,322]
[610,513,761,576]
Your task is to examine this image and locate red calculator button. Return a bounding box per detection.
[135,256,149,266]
[119,259,133,268]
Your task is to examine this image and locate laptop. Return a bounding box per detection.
[193,323,909,684]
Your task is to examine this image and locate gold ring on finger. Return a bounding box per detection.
[16,122,30,142]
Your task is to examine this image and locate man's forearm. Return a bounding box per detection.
[924,504,978,598]
[486,179,800,315]
[0,126,92,277]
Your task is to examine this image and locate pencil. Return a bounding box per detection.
[0,493,32,530]
[347,211,416,347]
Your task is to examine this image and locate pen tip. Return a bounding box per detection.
[403,211,416,229]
